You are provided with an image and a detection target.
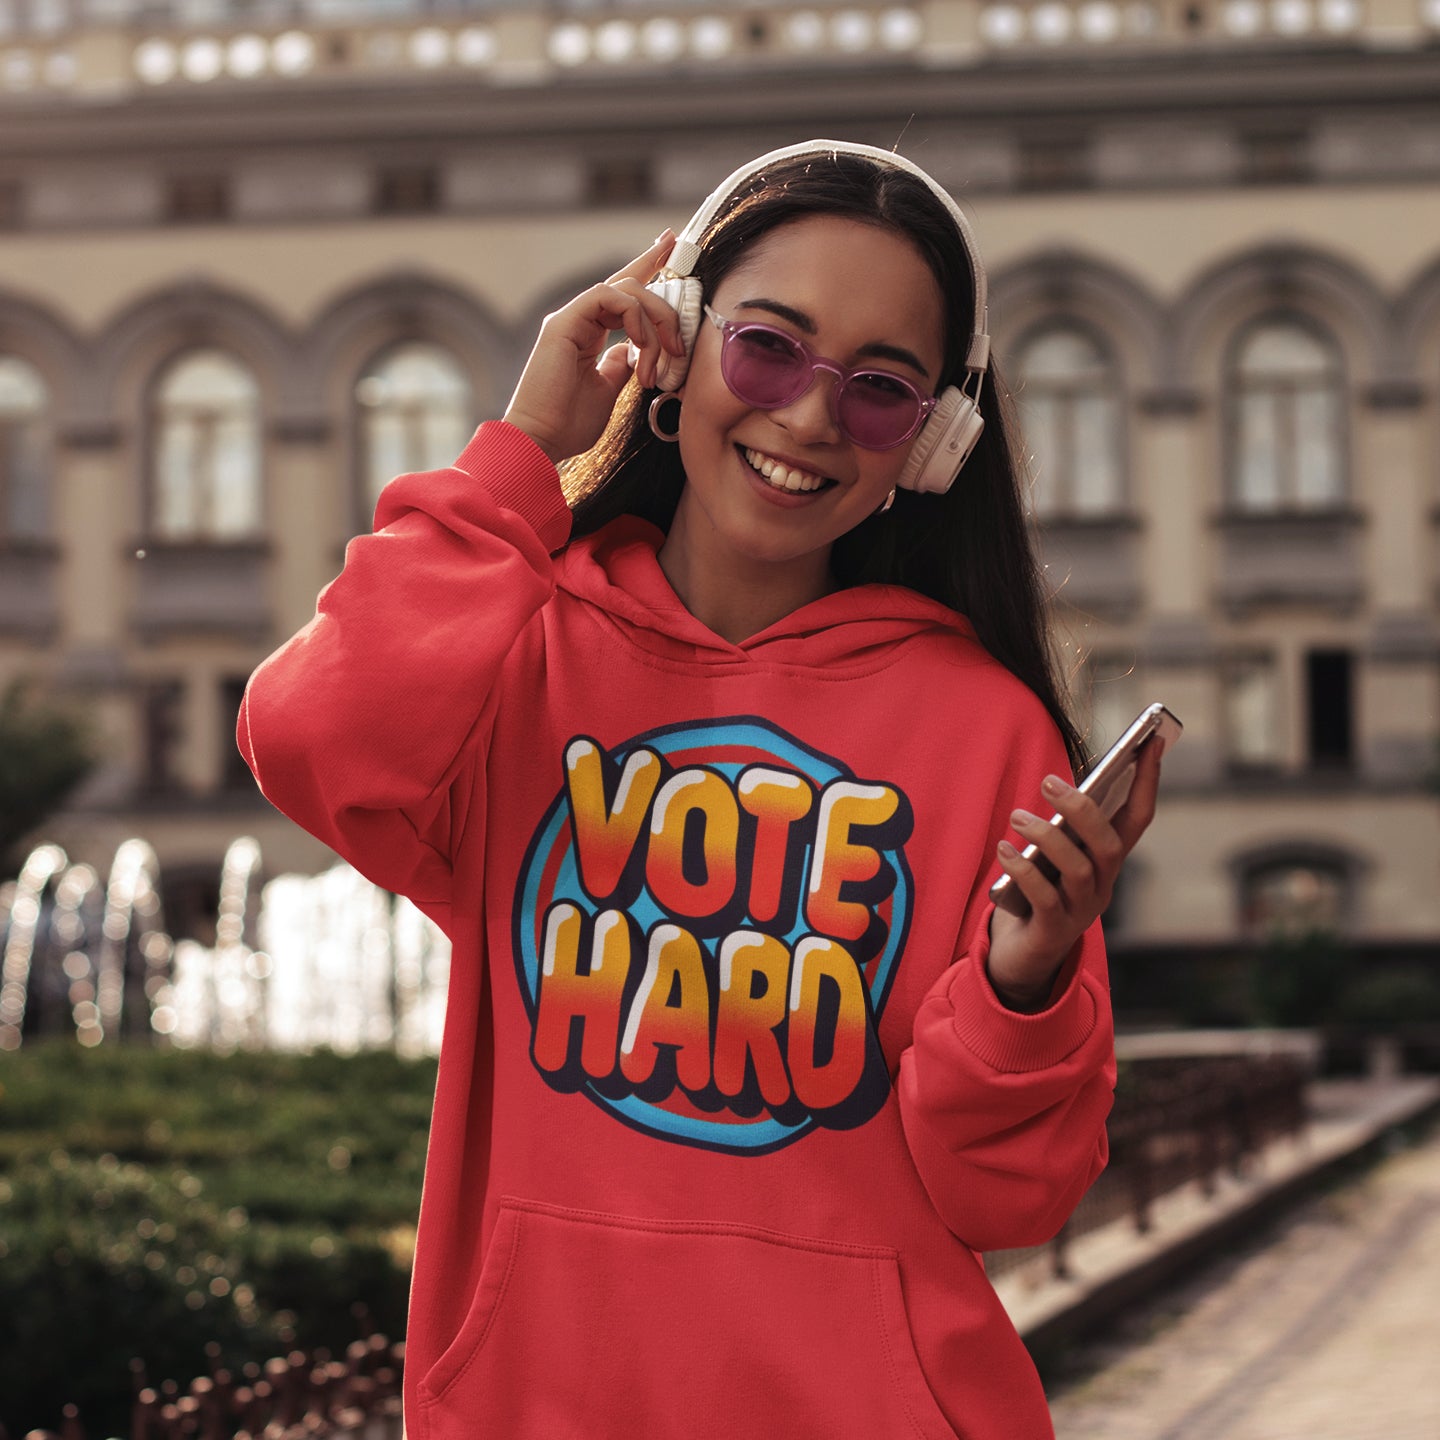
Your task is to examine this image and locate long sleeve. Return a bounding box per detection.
[896,721,1116,1255]
[237,421,571,915]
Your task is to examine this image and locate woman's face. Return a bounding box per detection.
[669,214,946,583]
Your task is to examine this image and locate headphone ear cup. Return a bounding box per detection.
[896,387,985,494]
[644,275,703,392]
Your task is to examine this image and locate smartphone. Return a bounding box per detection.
[988,702,1183,919]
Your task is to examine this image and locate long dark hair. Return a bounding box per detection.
[561,149,1085,773]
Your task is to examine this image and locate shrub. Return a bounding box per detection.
[0,1043,433,1437]
[1249,930,1352,1027]
[0,679,95,877]
[0,1154,279,1437]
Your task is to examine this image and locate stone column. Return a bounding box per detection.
[1356,385,1437,784]
[1135,388,1218,787]
[266,416,340,641]
[54,421,138,807]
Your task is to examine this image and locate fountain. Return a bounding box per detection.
[0,838,450,1053]
[0,843,69,1049]
[96,838,170,1043]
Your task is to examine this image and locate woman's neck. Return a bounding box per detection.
[657,502,834,646]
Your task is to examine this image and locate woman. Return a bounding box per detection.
[240,140,1161,1439]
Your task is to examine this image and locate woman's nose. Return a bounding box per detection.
[771,365,842,445]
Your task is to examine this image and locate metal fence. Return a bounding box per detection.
[985,1050,1311,1281]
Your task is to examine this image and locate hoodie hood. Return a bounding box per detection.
[553,516,978,674]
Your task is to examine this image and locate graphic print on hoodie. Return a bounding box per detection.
[513,716,914,1152]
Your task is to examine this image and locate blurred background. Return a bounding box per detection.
[1,0,1439,1434]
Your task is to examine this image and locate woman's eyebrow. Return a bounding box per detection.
[735,298,933,381]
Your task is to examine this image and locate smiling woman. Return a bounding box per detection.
[238,141,1167,1440]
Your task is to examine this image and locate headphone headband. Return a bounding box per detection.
[663,139,990,378]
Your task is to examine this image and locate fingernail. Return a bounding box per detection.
[653,228,673,245]
[1041,775,1068,799]
[998,840,1018,859]
[1010,809,1036,828]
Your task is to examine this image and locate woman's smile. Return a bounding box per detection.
[739,445,837,498]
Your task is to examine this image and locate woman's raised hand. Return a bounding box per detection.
[503,231,689,467]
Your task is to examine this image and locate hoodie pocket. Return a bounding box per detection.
[418,1198,961,1440]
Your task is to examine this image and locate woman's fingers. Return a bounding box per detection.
[1040,778,1126,876]
[556,279,684,383]
[541,230,686,378]
[599,278,688,358]
[603,231,688,362]
[1005,810,1100,909]
[608,284,674,381]
[1112,738,1163,848]
[581,284,658,384]
[595,342,636,393]
[994,840,1065,922]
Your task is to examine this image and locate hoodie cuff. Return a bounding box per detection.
[454,421,573,554]
[947,911,1099,1074]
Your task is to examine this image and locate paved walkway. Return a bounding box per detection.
[1036,1090,1440,1439]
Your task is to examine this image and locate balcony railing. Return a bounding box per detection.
[1214,507,1366,617]
[2,0,1439,102]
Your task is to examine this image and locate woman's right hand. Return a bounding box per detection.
[503,231,688,467]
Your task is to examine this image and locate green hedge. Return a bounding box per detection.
[0,1043,436,1438]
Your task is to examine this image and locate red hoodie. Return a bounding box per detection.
[239,421,1114,1440]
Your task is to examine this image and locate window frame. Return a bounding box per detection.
[1220,650,1286,775]
[1013,319,1129,521]
[0,353,54,543]
[1224,312,1349,515]
[144,347,266,545]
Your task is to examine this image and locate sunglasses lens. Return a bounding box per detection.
[838,374,923,449]
[725,326,809,407]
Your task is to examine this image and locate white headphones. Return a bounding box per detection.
[639,139,991,495]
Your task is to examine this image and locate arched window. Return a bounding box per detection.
[1228,318,1345,512]
[0,356,51,539]
[356,343,474,522]
[1015,325,1125,518]
[151,350,263,541]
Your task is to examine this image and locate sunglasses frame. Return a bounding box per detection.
[702,306,938,451]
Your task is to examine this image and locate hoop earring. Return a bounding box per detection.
[878,487,897,515]
[648,394,683,443]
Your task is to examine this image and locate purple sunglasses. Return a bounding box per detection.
[703,306,937,451]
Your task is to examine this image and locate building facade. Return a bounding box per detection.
[1,0,1438,964]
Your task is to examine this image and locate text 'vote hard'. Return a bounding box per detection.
[530,738,912,1122]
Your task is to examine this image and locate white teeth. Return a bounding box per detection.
[743,448,827,493]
